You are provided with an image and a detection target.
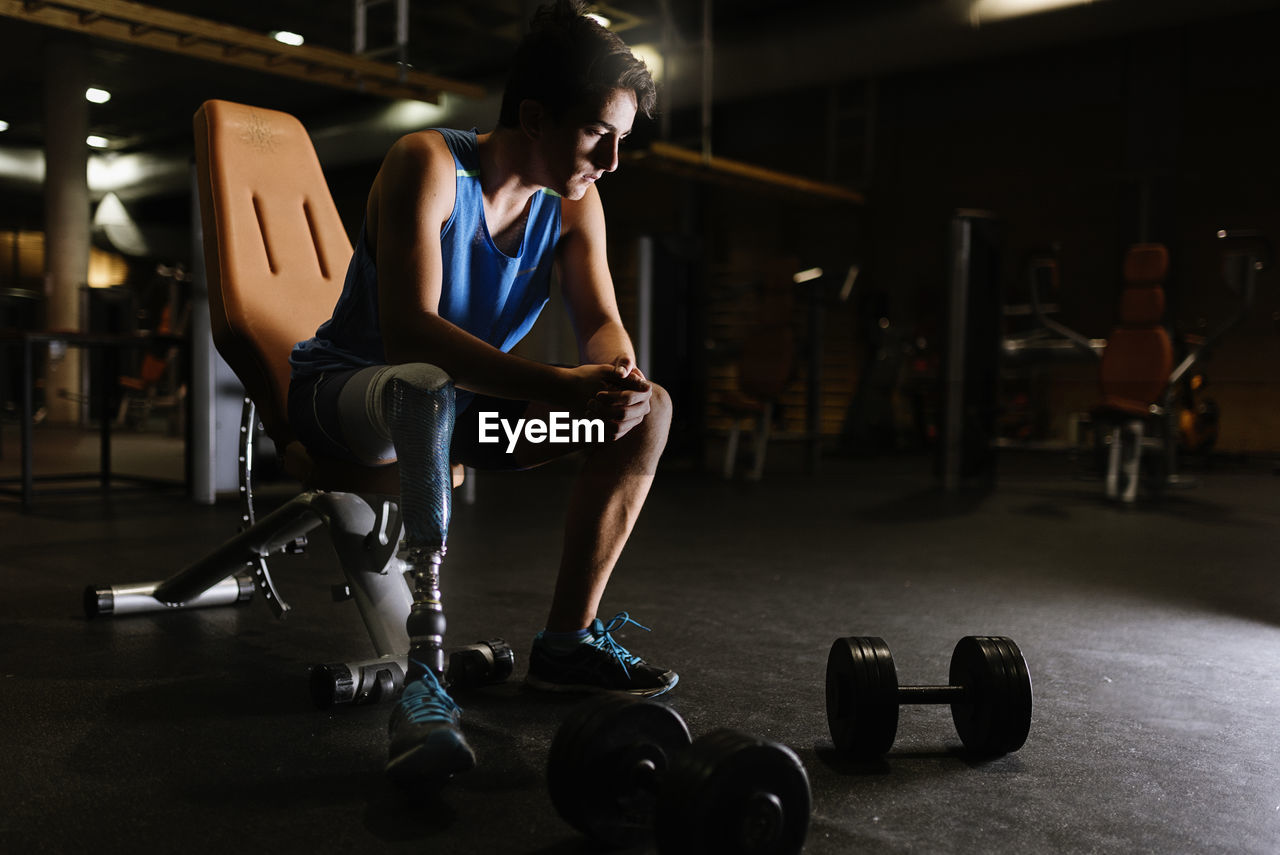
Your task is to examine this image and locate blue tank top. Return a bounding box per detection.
[290,128,562,380]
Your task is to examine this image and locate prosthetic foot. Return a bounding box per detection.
[376,365,474,785]
[386,661,475,785]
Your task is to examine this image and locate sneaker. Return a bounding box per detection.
[385,664,476,786]
[525,612,679,697]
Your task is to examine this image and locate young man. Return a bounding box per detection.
[287,1,675,783]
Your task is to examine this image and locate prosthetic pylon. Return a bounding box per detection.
[381,366,456,683]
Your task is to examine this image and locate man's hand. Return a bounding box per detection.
[562,364,625,411]
[588,364,652,442]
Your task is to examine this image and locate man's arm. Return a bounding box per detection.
[373,132,613,408]
[557,185,653,438]
[557,184,637,374]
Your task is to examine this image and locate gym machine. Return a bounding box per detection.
[1027,230,1271,501]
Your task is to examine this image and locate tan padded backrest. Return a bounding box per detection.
[1098,328,1173,409]
[739,325,795,401]
[1122,243,1169,286]
[1118,286,1165,326]
[192,99,351,446]
[1119,244,1169,326]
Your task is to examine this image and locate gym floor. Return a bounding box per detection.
[2,427,1278,854]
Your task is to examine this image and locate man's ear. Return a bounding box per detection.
[518,99,545,140]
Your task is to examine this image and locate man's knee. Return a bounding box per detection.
[336,363,452,466]
[631,380,672,453]
[373,363,454,440]
[646,381,673,433]
[379,363,451,395]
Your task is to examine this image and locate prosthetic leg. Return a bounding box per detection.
[85,364,480,786]
[377,365,476,784]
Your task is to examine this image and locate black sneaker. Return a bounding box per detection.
[525,612,679,697]
[385,665,476,786]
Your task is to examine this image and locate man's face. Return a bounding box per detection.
[540,88,638,200]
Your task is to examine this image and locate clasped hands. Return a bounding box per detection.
[565,358,652,442]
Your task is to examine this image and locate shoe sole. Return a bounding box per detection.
[386,736,477,788]
[524,671,679,698]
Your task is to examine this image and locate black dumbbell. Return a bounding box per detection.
[826,635,1032,757]
[548,695,811,855]
[309,638,514,708]
[446,638,516,688]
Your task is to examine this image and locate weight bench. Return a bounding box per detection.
[84,99,473,708]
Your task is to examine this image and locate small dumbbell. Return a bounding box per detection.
[548,695,811,855]
[309,638,514,708]
[446,638,515,688]
[826,635,1032,757]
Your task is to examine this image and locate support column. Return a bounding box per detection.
[43,39,90,424]
[188,166,246,504]
[635,235,653,377]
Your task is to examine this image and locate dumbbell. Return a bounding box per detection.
[548,695,810,855]
[445,638,516,688]
[309,638,514,708]
[826,635,1032,757]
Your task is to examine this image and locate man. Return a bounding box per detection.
[287,0,675,784]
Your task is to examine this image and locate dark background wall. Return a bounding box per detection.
[579,7,1280,455]
[2,4,1277,453]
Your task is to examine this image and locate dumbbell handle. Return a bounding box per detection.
[632,757,660,791]
[626,746,789,850]
[897,685,968,704]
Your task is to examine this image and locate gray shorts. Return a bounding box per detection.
[287,367,532,470]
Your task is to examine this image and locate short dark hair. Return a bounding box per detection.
[497,0,657,128]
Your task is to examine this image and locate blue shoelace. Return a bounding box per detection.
[399,661,462,725]
[588,611,651,677]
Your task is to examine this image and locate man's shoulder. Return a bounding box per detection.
[368,130,461,238]
[377,130,462,198]
[388,129,458,166]
[558,183,603,241]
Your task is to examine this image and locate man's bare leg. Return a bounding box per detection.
[514,383,677,696]
[543,383,671,631]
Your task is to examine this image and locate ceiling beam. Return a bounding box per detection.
[635,142,866,205]
[0,0,486,103]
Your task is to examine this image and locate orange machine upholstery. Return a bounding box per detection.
[193,99,402,493]
[723,324,796,416]
[720,264,798,480]
[1096,244,1174,417]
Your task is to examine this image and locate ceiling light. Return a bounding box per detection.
[969,0,1094,25]
[380,99,448,132]
[271,30,305,46]
[87,135,110,149]
[793,267,824,284]
[0,120,9,132]
[85,87,111,104]
[629,43,664,84]
[585,13,611,28]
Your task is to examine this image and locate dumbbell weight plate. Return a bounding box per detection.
[446,638,514,689]
[548,695,691,849]
[655,729,811,855]
[826,636,900,756]
[948,635,1032,756]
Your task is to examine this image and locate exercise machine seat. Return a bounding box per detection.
[1095,244,1174,417]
